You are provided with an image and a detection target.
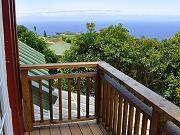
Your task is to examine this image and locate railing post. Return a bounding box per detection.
[95,68,101,123]
[150,109,168,135]
[20,70,32,131]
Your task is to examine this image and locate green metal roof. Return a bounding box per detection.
[18,41,58,110]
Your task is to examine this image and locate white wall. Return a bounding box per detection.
[0,0,14,134]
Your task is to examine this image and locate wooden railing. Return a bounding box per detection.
[98,62,180,135]
[20,62,180,135]
[20,62,99,131]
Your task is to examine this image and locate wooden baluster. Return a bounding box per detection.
[77,77,81,119]
[104,82,108,127]
[113,90,118,134]
[128,105,134,135]
[68,78,72,120]
[58,79,62,121]
[109,86,114,132]
[141,115,148,135]
[49,79,53,122]
[99,79,104,122]
[21,70,32,131]
[106,84,110,128]
[102,81,107,124]
[102,81,104,122]
[117,94,123,135]
[86,77,90,118]
[122,99,128,135]
[29,80,35,123]
[134,109,140,135]
[104,82,108,125]
[39,80,43,122]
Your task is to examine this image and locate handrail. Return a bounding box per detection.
[98,61,180,124]
[20,62,99,70]
[163,121,180,135]
[28,72,97,80]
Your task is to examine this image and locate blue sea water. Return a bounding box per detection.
[18,21,180,40]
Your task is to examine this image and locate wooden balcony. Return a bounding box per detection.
[20,62,180,135]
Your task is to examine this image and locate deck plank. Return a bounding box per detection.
[60,123,71,135]
[69,123,82,135]
[40,126,50,135]
[25,121,105,135]
[98,123,109,135]
[30,127,40,135]
[88,121,103,135]
[50,125,61,135]
[24,132,30,135]
[78,122,93,135]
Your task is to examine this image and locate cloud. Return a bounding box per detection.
[17,9,123,16]
[17,8,180,19]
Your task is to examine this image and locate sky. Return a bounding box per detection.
[15,0,180,22]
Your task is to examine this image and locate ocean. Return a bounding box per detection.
[18,21,180,40]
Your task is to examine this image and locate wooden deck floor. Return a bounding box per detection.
[24,121,108,135]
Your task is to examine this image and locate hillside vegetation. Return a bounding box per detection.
[17,25,59,64]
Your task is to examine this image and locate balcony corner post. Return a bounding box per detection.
[150,109,168,135]
[20,70,33,132]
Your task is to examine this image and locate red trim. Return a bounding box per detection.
[2,0,24,135]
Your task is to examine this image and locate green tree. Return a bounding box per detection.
[63,23,99,62]
[44,30,47,37]
[34,26,37,36]
[86,22,95,33]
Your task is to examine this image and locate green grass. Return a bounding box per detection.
[48,41,71,55]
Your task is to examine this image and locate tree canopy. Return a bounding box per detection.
[63,23,180,106]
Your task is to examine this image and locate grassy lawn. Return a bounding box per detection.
[48,41,71,55]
